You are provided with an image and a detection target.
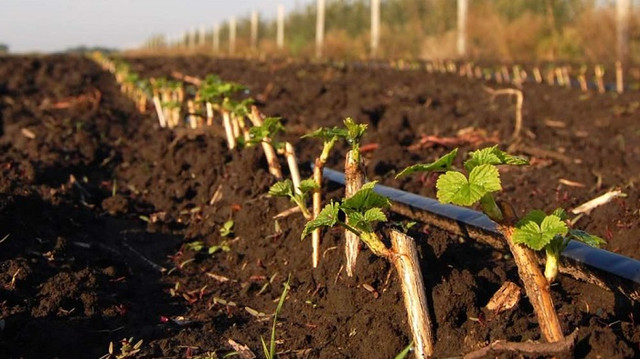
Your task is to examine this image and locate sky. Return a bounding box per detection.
[0,0,312,53]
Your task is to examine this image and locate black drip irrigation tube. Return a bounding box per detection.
[323,168,640,286]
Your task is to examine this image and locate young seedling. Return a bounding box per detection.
[261,278,290,359]
[302,125,348,267]
[219,220,234,238]
[397,145,569,343]
[248,116,300,189]
[512,208,605,283]
[248,106,283,180]
[268,179,317,220]
[302,182,434,357]
[226,98,254,145]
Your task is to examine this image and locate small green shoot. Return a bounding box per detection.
[208,241,231,255]
[302,181,391,257]
[343,117,367,161]
[261,277,291,359]
[302,126,348,162]
[248,116,285,147]
[513,208,606,282]
[394,342,414,359]
[220,220,234,237]
[269,178,318,219]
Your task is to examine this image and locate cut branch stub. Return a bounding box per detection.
[390,230,434,358]
[499,225,565,343]
[344,150,364,277]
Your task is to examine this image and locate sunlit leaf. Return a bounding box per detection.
[396,148,458,178]
[436,164,501,206]
[513,214,568,250]
[301,202,340,239]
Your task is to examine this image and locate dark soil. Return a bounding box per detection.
[0,55,638,359]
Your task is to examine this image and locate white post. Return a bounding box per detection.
[213,24,220,53]
[616,0,630,65]
[315,0,325,58]
[229,17,236,55]
[251,10,259,51]
[371,0,380,58]
[199,26,206,47]
[277,4,285,50]
[457,0,468,58]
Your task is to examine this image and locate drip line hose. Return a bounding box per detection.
[323,168,640,285]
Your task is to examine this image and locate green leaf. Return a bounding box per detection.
[269,180,293,198]
[568,229,606,247]
[436,164,501,206]
[302,127,349,141]
[512,214,568,250]
[464,146,528,172]
[298,178,319,194]
[249,117,284,145]
[517,210,547,226]
[396,148,458,178]
[364,208,387,223]
[551,208,568,221]
[342,181,390,211]
[344,117,367,143]
[301,202,340,239]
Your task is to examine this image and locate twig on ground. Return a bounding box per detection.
[463,329,579,359]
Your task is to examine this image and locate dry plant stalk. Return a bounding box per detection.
[222,111,236,149]
[499,225,564,342]
[562,67,572,89]
[533,67,542,83]
[152,95,167,128]
[344,150,364,277]
[578,74,588,92]
[284,142,301,194]
[248,107,282,180]
[390,230,434,358]
[187,100,197,129]
[486,87,523,141]
[311,158,323,268]
[616,61,624,94]
[571,189,626,215]
[230,114,241,139]
[205,102,214,126]
[595,65,605,94]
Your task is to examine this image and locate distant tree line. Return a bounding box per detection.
[150,0,639,64]
[0,44,8,54]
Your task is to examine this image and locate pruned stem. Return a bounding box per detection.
[152,95,166,128]
[230,113,241,140]
[222,111,236,149]
[205,102,214,126]
[345,150,364,277]
[616,61,624,94]
[187,100,197,129]
[390,230,434,358]
[284,142,301,194]
[499,225,565,343]
[312,158,323,268]
[595,65,605,94]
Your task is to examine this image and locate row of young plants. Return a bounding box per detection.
[91,52,606,358]
[346,58,629,93]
